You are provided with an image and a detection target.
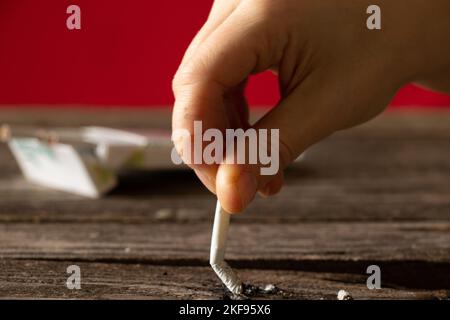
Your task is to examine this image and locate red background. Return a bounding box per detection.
[1,0,450,107]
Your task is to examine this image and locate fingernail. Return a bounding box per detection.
[236,171,258,209]
[258,183,272,198]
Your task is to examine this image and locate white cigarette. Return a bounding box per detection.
[210,200,243,295]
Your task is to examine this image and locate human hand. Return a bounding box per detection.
[172,0,450,213]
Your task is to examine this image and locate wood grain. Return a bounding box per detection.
[1,260,448,300]
[1,222,449,263]
[0,108,449,299]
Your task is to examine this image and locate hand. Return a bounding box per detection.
[172,0,450,213]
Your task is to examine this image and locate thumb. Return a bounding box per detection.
[217,74,340,213]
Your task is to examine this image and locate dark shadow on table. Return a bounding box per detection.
[110,165,318,198]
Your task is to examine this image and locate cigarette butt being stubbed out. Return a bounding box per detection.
[210,200,243,295]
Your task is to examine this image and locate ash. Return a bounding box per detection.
[223,283,285,300]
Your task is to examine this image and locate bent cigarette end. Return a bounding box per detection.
[210,200,243,295]
[211,261,243,295]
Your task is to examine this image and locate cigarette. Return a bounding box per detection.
[1,124,57,143]
[0,124,11,142]
[210,200,243,295]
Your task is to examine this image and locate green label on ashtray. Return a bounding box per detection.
[13,138,56,165]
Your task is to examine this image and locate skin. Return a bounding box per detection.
[172,0,450,213]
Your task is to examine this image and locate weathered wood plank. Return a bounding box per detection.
[1,135,449,223]
[1,109,450,299]
[1,108,450,135]
[0,260,448,299]
[1,222,448,264]
[0,108,174,129]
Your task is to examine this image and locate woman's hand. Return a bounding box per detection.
[172,0,450,213]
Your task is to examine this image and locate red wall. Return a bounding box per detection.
[1,0,450,107]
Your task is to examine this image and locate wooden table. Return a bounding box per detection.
[0,108,449,300]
